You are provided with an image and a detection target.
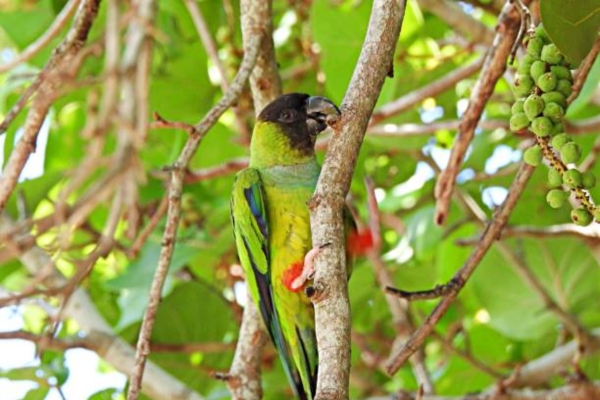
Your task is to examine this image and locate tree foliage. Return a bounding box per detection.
[0,0,599,399]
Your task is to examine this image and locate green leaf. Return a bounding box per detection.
[106,240,198,329]
[23,387,50,400]
[540,0,600,65]
[150,281,236,395]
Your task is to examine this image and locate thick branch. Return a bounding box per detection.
[309,1,406,399]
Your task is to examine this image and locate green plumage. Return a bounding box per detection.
[231,93,341,399]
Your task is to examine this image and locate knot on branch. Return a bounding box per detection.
[306,280,329,304]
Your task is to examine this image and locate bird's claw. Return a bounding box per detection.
[291,243,331,290]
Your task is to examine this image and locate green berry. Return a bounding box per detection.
[543,102,564,122]
[527,37,544,58]
[530,60,547,82]
[548,168,563,187]
[556,79,573,97]
[546,189,569,208]
[563,168,582,188]
[541,44,563,64]
[582,171,596,189]
[514,75,535,96]
[541,91,567,108]
[512,99,525,114]
[560,142,582,164]
[509,112,530,132]
[523,145,543,166]
[523,53,537,66]
[524,94,545,120]
[594,208,600,222]
[537,72,558,92]
[551,133,572,149]
[552,122,565,135]
[571,208,593,226]
[535,25,550,43]
[530,116,553,137]
[518,59,534,75]
[550,65,572,81]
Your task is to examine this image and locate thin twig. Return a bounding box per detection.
[126,29,262,400]
[127,195,169,259]
[362,179,434,393]
[385,283,457,301]
[0,0,101,214]
[0,0,83,74]
[370,57,485,125]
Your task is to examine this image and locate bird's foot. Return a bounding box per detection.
[290,243,331,290]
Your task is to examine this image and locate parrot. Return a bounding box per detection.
[230,93,372,399]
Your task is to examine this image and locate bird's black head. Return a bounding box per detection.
[257,93,341,154]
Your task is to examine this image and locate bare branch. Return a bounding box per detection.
[370,57,484,125]
[369,119,507,137]
[241,0,282,111]
[226,292,268,400]
[569,36,600,104]
[434,1,523,225]
[127,19,263,400]
[386,163,535,374]
[309,1,406,398]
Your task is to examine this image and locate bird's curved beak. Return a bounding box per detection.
[306,96,341,136]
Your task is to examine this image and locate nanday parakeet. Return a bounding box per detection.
[231,93,367,399]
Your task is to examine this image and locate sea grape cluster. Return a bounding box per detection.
[510,25,598,226]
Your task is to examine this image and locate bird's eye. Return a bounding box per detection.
[279,109,296,123]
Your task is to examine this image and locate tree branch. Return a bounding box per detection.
[127,21,262,400]
[434,1,524,225]
[225,1,281,399]
[309,1,406,398]
[0,0,101,214]
[370,57,484,125]
[386,163,535,374]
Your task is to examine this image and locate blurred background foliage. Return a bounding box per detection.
[0,0,599,399]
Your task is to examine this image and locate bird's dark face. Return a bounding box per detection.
[257,93,341,154]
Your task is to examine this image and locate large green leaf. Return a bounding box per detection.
[150,281,236,395]
[540,0,600,65]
